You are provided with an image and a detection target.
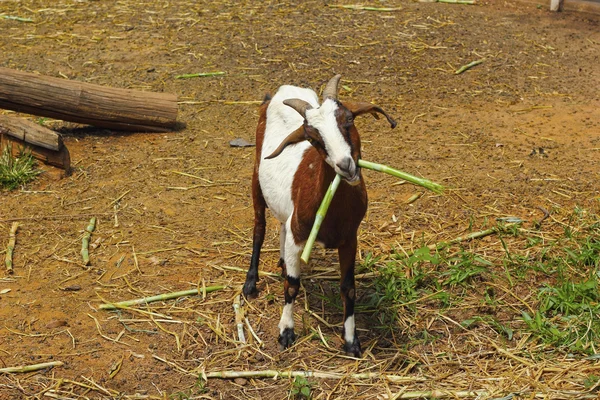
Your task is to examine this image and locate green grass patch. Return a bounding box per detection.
[0,145,41,190]
[362,212,600,356]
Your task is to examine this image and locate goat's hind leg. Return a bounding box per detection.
[243,171,267,297]
[339,237,361,357]
[278,218,302,349]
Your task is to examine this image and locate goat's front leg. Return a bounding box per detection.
[243,170,266,297]
[278,218,301,349]
[339,236,361,357]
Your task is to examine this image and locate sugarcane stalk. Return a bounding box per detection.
[0,361,63,374]
[99,285,227,310]
[5,222,18,273]
[328,5,402,11]
[436,0,476,4]
[454,59,485,75]
[301,161,444,263]
[357,160,444,194]
[233,294,246,343]
[81,217,96,266]
[175,72,225,79]
[203,369,424,383]
[300,174,342,264]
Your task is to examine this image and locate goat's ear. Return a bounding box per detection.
[264,125,306,160]
[342,101,397,129]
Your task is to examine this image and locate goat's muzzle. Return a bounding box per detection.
[335,157,361,186]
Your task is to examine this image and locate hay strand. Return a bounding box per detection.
[81,217,96,266]
[0,361,63,374]
[4,222,18,273]
[99,285,227,310]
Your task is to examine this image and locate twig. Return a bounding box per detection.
[5,222,18,273]
[421,0,475,4]
[98,285,227,310]
[0,361,63,374]
[454,59,485,75]
[386,390,485,399]
[175,72,225,79]
[0,15,34,23]
[203,369,425,383]
[81,217,96,266]
[233,294,246,343]
[0,212,111,223]
[328,4,402,11]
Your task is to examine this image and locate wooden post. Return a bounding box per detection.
[0,67,178,132]
[0,115,63,151]
[0,133,71,171]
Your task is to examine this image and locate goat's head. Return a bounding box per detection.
[265,75,397,185]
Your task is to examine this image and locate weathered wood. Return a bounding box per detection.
[0,67,178,132]
[0,115,63,151]
[0,133,71,171]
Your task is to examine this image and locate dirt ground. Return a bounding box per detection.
[1,0,600,399]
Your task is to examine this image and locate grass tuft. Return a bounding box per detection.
[0,145,41,190]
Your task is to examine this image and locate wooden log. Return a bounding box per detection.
[0,115,63,151]
[0,133,71,171]
[0,67,178,132]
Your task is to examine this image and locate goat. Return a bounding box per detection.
[243,75,396,357]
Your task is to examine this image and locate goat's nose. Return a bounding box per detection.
[336,157,353,175]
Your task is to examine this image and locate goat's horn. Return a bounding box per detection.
[283,99,313,118]
[322,74,342,101]
[264,125,306,160]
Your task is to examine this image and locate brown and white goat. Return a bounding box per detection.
[243,75,396,356]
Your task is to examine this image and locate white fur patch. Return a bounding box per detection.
[344,315,356,343]
[305,99,354,177]
[258,86,318,223]
[279,303,295,334]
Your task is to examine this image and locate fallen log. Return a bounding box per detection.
[0,133,71,171]
[0,115,63,151]
[0,67,178,132]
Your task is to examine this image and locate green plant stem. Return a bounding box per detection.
[99,285,227,310]
[358,160,444,194]
[175,72,225,79]
[437,0,476,4]
[5,222,18,273]
[81,217,96,266]
[203,369,424,383]
[328,5,402,11]
[301,161,444,263]
[0,15,34,22]
[300,174,341,264]
[0,361,63,374]
[454,59,485,75]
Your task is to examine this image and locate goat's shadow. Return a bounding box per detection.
[254,249,426,363]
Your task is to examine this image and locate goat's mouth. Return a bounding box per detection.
[339,170,361,186]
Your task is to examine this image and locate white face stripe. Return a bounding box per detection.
[305,99,353,170]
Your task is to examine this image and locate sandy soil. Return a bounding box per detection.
[1,0,599,399]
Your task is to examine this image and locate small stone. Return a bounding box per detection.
[229,138,254,148]
[234,378,248,386]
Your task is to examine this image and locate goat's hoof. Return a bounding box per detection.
[343,337,362,358]
[278,328,296,350]
[242,280,257,298]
